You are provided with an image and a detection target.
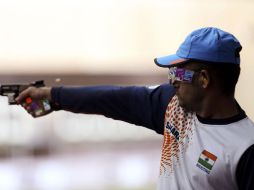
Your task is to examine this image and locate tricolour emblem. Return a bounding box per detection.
[196,150,217,174]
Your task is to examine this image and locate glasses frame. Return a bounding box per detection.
[168,67,198,85]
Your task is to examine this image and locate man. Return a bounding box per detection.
[17,27,254,190]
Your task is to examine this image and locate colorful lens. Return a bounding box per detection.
[168,67,194,84]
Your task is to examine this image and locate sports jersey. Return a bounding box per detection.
[158,95,254,190]
[51,84,254,190]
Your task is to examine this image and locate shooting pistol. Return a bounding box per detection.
[0,80,51,117]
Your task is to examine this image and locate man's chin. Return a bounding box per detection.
[178,101,193,112]
[177,95,193,112]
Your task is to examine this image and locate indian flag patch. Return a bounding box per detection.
[196,150,217,174]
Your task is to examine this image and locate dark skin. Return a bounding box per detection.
[16,61,239,118]
[174,62,239,119]
[16,86,52,117]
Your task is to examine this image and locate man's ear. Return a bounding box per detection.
[199,70,210,88]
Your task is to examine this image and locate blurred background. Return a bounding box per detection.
[0,0,254,189]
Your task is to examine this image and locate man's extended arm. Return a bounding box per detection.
[51,84,175,134]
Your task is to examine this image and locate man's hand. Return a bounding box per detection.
[16,87,53,117]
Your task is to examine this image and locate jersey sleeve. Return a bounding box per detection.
[236,144,254,190]
[51,84,175,134]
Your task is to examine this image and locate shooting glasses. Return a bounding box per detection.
[168,67,197,85]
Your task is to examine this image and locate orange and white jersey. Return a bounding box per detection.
[158,95,254,190]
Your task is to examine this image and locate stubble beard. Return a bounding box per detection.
[177,92,204,113]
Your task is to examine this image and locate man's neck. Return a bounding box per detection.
[196,94,239,119]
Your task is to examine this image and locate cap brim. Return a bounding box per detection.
[154,54,188,68]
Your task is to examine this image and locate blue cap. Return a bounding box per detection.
[154,27,242,67]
